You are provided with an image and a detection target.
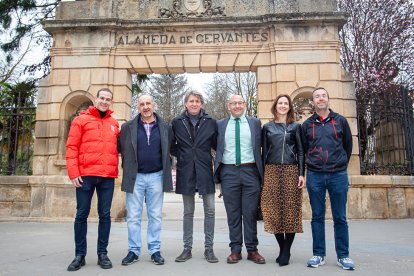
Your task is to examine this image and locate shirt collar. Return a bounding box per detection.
[230,114,246,122]
[139,114,156,125]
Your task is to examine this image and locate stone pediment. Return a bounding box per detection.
[55,0,338,21]
[159,0,225,19]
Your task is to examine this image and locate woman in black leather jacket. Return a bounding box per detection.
[261,94,305,266]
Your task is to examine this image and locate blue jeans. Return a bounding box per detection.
[182,193,215,250]
[126,170,164,256]
[74,176,114,256]
[306,170,350,259]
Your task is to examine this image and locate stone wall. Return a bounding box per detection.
[1,175,413,221]
[3,0,404,221]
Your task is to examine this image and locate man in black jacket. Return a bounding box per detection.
[171,90,218,263]
[302,87,355,270]
[118,94,173,266]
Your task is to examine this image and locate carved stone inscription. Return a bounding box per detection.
[117,31,269,46]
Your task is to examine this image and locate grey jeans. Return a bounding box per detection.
[182,193,215,250]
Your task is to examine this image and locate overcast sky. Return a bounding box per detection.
[185,72,215,95]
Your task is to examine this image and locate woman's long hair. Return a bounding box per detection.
[270,94,295,123]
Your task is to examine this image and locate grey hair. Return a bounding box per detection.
[227,94,246,103]
[184,90,205,105]
[137,94,155,103]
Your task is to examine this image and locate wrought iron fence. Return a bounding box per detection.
[357,86,414,175]
[0,91,36,175]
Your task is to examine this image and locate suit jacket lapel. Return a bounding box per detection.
[246,116,256,150]
[129,116,139,158]
[218,118,229,155]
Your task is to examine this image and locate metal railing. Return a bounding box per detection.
[0,92,36,175]
[357,86,414,175]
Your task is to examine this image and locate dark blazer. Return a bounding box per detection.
[214,116,263,183]
[118,113,173,193]
[171,110,217,195]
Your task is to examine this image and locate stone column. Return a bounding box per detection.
[31,45,132,219]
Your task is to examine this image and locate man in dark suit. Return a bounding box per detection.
[214,94,265,264]
[118,94,173,266]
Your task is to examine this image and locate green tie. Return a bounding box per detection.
[235,118,241,165]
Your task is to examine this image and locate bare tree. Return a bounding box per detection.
[143,74,189,122]
[204,74,230,119]
[0,0,58,82]
[204,72,257,119]
[338,0,414,174]
[338,0,414,95]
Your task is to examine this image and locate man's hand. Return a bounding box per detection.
[298,176,305,189]
[71,176,83,188]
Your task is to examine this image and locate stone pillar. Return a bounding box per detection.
[256,23,360,175]
[31,46,132,219]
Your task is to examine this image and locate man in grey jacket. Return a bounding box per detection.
[118,94,173,266]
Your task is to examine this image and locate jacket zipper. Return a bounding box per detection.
[182,119,193,143]
[265,144,272,162]
[281,126,287,164]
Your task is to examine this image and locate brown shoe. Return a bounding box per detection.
[247,251,266,264]
[227,252,242,264]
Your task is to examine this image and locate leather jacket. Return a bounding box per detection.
[262,121,305,176]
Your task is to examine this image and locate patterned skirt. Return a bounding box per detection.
[261,164,303,234]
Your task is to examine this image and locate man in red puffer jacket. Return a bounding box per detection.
[66,88,119,272]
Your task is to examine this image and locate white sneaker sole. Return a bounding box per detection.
[337,261,355,270]
[307,260,325,268]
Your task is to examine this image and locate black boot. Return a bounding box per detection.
[275,233,285,263]
[67,256,85,271]
[279,233,295,266]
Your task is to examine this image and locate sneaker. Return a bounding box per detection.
[204,249,219,263]
[97,254,112,269]
[307,256,325,268]
[122,251,139,265]
[151,251,165,265]
[337,257,355,270]
[67,256,85,271]
[175,248,192,262]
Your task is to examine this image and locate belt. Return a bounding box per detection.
[223,163,256,167]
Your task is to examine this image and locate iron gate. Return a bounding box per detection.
[0,91,36,175]
[357,86,414,175]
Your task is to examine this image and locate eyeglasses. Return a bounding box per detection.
[229,101,245,106]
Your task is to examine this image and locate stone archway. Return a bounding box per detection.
[20,0,412,220]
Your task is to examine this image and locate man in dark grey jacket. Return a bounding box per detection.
[118,94,173,266]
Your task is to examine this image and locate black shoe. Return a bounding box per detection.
[204,249,219,263]
[67,256,85,271]
[151,251,165,265]
[97,254,112,269]
[122,251,139,265]
[175,248,192,262]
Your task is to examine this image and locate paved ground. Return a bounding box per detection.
[1,193,414,276]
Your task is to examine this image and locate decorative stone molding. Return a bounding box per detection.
[159,0,225,18]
